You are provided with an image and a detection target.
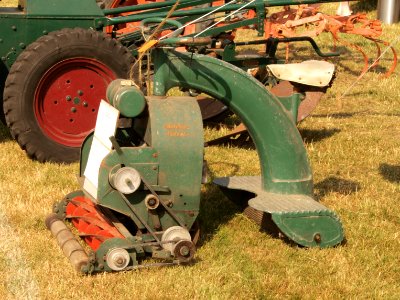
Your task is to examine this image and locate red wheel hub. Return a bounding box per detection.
[34,58,117,147]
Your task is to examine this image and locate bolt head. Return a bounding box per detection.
[314,233,322,243]
[179,246,190,256]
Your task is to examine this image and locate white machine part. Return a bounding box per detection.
[109,167,141,194]
[161,226,192,254]
[267,60,335,87]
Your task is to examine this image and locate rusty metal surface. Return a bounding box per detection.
[265,6,397,77]
[243,206,264,226]
[270,81,325,122]
[205,123,247,146]
[197,96,228,121]
[297,88,324,122]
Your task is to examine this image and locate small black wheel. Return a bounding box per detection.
[3,28,133,163]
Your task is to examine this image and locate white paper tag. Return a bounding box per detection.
[83,100,119,199]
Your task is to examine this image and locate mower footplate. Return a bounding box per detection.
[214,176,343,248]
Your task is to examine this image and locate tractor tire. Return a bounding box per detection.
[3,28,133,163]
[0,64,8,125]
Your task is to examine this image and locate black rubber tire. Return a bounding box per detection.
[0,63,8,125]
[3,28,133,163]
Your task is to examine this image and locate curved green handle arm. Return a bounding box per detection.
[152,49,313,196]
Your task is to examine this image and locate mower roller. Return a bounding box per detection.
[0,0,354,163]
[47,42,343,273]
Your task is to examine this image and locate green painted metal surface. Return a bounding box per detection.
[25,0,103,16]
[0,0,102,69]
[214,176,343,247]
[150,48,343,247]
[70,93,204,272]
[152,49,313,196]
[79,95,203,231]
[0,0,346,72]
[272,213,343,248]
[106,80,147,118]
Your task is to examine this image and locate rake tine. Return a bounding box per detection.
[366,37,398,77]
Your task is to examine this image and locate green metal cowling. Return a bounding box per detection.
[152,49,313,196]
[0,0,104,69]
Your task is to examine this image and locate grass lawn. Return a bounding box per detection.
[0,1,399,299]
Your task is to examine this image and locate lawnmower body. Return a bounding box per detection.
[51,84,204,272]
[48,48,343,273]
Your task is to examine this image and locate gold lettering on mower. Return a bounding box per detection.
[164,123,190,137]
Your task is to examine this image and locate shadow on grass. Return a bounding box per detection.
[198,182,298,248]
[206,133,255,150]
[351,0,378,12]
[206,161,241,177]
[199,179,349,249]
[206,127,340,149]
[0,122,11,142]
[299,128,340,143]
[312,112,355,119]
[313,111,400,119]
[314,176,361,200]
[379,163,400,183]
[197,183,242,247]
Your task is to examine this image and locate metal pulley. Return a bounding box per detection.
[106,248,130,271]
[161,226,195,262]
[144,194,159,210]
[109,167,141,194]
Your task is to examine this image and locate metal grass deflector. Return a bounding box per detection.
[214,176,344,248]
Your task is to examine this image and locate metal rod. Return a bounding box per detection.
[140,176,187,229]
[160,0,238,40]
[104,0,350,16]
[45,214,89,272]
[337,34,400,101]
[119,192,162,243]
[234,36,340,57]
[195,0,256,37]
[103,0,212,15]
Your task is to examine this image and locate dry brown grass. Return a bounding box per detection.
[0,1,400,299]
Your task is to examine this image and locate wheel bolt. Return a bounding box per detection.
[66,96,71,101]
[83,101,88,107]
[314,233,321,243]
[71,107,77,113]
[78,90,83,96]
